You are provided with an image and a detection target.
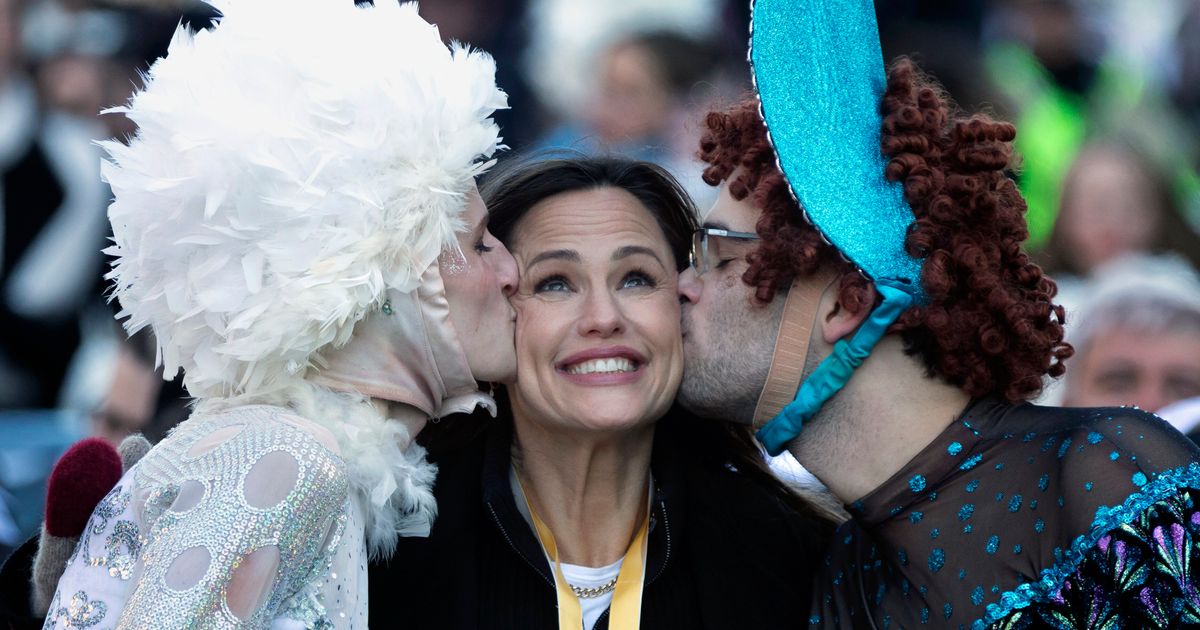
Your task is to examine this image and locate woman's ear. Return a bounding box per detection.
[819,275,877,345]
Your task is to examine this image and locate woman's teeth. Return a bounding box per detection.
[565,358,637,375]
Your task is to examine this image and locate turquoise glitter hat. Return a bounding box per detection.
[750,0,927,455]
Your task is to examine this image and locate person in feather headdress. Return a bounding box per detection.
[37,1,516,626]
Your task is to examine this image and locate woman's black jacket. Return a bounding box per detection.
[368,411,836,629]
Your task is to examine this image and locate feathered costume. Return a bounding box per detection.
[43,1,507,627]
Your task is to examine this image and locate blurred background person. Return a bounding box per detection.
[525,0,735,208]
[983,0,1200,251]
[535,31,722,204]
[1040,141,1200,311]
[1062,255,1200,425]
[0,0,216,563]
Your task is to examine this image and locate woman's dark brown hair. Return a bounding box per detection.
[422,154,841,527]
[698,58,1073,403]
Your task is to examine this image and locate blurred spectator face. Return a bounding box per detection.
[1064,256,1200,413]
[589,41,673,145]
[1055,147,1160,273]
[37,54,105,119]
[1066,325,1200,412]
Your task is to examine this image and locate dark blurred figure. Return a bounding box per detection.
[1173,1,1200,142]
[985,0,1104,250]
[876,0,992,110]
[417,0,537,148]
[1042,142,1200,280]
[0,0,105,409]
[1171,0,1200,225]
[1064,255,1200,424]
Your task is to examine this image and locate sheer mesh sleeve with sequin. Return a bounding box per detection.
[808,400,1200,629]
[43,406,352,629]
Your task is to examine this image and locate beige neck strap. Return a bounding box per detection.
[752,277,827,428]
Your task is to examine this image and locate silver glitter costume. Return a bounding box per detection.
[44,405,369,629]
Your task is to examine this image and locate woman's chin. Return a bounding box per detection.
[559,401,669,435]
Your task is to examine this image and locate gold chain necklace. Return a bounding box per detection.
[570,575,619,599]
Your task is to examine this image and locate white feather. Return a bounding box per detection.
[103,0,507,398]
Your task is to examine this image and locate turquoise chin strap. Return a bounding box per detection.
[756,279,916,456]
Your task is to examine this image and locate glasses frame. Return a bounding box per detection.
[689,227,760,276]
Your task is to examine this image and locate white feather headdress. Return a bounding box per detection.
[102,0,507,398]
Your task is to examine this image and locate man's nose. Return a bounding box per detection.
[495,240,518,297]
[678,266,701,304]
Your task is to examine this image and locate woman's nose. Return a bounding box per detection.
[579,289,625,337]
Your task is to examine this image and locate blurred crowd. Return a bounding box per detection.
[1,0,1199,561]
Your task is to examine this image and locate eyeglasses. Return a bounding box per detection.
[689,227,760,276]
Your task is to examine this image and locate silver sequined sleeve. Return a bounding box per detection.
[44,407,352,629]
[124,411,349,627]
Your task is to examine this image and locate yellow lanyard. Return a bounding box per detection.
[521,483,650,630]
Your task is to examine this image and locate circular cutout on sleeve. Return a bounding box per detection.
[164,546,211,591]
[243,450,299,509]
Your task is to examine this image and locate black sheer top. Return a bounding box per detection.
[810,399,1200,629]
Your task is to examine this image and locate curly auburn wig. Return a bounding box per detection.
[697,57,1072,402]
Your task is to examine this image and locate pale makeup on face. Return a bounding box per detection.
[440,184,519,384]
[508,186,683,434]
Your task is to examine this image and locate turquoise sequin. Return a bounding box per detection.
[929,548,945,573]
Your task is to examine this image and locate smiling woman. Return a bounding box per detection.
[372,156,839,630]
[508,184,683,435]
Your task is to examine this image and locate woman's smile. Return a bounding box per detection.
[557,345,647,385]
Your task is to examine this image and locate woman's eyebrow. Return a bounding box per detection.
[612,245,663,266]
[526,249,580,268]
